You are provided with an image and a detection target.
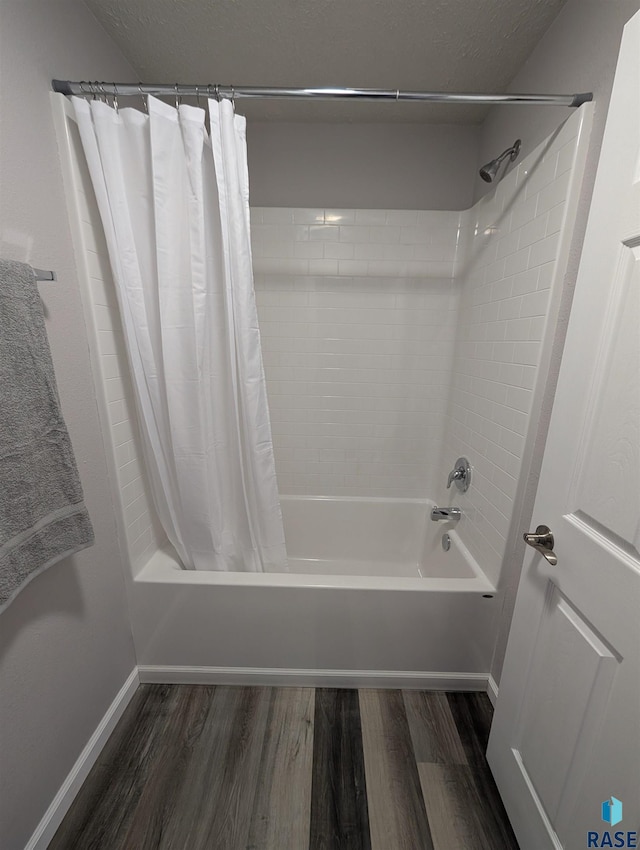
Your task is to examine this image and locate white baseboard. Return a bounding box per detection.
[137,665,489,691]
[25,668,139,850]
[487,673,499,707]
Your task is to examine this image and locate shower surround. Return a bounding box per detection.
[251,207,462,498]
[53,94,590,685]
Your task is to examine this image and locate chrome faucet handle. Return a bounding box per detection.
[446,457,471,493]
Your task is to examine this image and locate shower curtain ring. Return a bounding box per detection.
[215,84,220,102]
[98,82,107,104]
[231,85,236,111]
[195,85,200,108]
[139,82,148,113]
[112,83,119,113]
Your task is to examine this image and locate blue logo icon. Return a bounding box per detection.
[588,797,636,847]
[602,797,623,827]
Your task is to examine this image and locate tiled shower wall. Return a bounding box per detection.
[251,209,462,497]
[251,112,584,581]
[440,112,584,585]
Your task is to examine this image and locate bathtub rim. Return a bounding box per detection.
[279,494,434,504]
[135,532,496,594]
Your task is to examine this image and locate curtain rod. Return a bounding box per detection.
[52,80,593,108]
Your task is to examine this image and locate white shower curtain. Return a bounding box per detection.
[73,95,286,572]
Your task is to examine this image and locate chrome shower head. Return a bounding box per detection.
[479,139,521,183]
[479,159,502,184]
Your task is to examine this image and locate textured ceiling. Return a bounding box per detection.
[83,0,568,123]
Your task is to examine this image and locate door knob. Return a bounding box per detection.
[523,524,558,566]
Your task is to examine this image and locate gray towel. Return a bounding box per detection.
[0,259,94,611]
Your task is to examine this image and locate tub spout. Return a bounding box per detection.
[430,506,461,522]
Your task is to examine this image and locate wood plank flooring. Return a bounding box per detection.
[359,689,433,850]
[50,685,519,850]
[310,689,370,850]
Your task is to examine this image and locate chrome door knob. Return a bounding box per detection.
[523,524,558,566]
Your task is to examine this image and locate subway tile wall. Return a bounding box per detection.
[439,112,582,585]
[251,209,463,496]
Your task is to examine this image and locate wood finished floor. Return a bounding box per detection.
[50,686,519,850]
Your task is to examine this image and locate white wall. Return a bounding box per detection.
[248,122,480,210]
[0,3,137,849]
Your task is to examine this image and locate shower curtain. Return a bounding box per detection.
[73,95,286,572]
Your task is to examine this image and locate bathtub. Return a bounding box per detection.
[131,497,500,690]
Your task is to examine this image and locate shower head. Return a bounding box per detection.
[479,139,521,183]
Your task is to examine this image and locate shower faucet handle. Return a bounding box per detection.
[446,457,471,493]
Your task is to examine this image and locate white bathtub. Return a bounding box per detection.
[131,497,499,689]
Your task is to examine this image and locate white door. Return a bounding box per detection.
[487,10,640,850]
